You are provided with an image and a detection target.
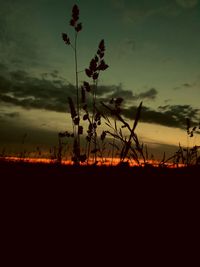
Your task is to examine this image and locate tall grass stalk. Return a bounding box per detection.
[62,5,82,163]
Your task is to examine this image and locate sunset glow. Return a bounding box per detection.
[1,156,185,168]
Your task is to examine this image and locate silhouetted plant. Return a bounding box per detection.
[162,118,200,167]
[61,5,109,165]
[96,130,107,164]
[101,99,145,165]
[60,4,197,169]
[62,4,83,164]
[61,4,145,166]
[56,130,74,163]
[184,118,200,166]
[81,39,109,163]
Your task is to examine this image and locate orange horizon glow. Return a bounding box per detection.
[1,156,184,168]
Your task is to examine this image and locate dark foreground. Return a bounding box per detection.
[1,159,199,237]
[1,158,200,212]
[2,159,200,204]
[1,159,200,178]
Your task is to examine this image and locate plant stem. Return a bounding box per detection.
[74,31,80,158]
[111,137,115,166]
[92,77,99,163]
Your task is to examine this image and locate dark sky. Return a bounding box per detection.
[0,0,200,157]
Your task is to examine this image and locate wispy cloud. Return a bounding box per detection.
[174,81,196,90]
[137,88,157,100]
[123,104,200,129]
[176,0,199,8]
[99,86,158,103]
[0,1,38,67]
[99,83,158,101]
[111,0,199,25]
[120,38,136,53]
[183,83,194,87]
[110,0,182,25]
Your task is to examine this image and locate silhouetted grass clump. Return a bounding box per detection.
[61,5,109,164]
[57,4,200,168]
[60,4,148,166]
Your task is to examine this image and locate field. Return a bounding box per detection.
[1,157,199,239]
[1,158,199,179]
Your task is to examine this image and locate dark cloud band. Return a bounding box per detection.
[0,65,199,129]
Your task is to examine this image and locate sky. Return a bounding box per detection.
[0,0,200,159]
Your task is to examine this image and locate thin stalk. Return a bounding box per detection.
[89,80,97,163]
[74,31,80,158]
[111,137,115,166]
[86,115,92,165]
[92,76,99,163]
[94,80,97,163]
[87,141,91,164]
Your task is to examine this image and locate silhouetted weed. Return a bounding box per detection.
[161,118,200,167]
[61,5,109,165]
[82,39,109,163]
[62,4,83,164]
[101,100,145,165]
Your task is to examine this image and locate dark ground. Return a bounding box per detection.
[1,159,200,201]
[1,158,200,178]
[1,158,199,247]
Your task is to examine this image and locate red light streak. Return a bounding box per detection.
[0,156,184,168]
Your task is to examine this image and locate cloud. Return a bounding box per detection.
[1,65,198,130]
[116,38,136,58]
[110,0,182,24]
[0,67,158,113]
[136,88,157,100]
[134,105,200,129]
[100,90,199,129]
[111,0,199,25]
[122,104,200,129]
[176,0,199,8]
[0,67,77,113]
[108,87,134,100]
[183,83,193,88]
[95,85,118,96]
[0,1,38,67]
[107,86,158,101]
[174,81,196,90]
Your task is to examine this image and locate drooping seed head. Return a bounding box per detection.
[62,33,70,45]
